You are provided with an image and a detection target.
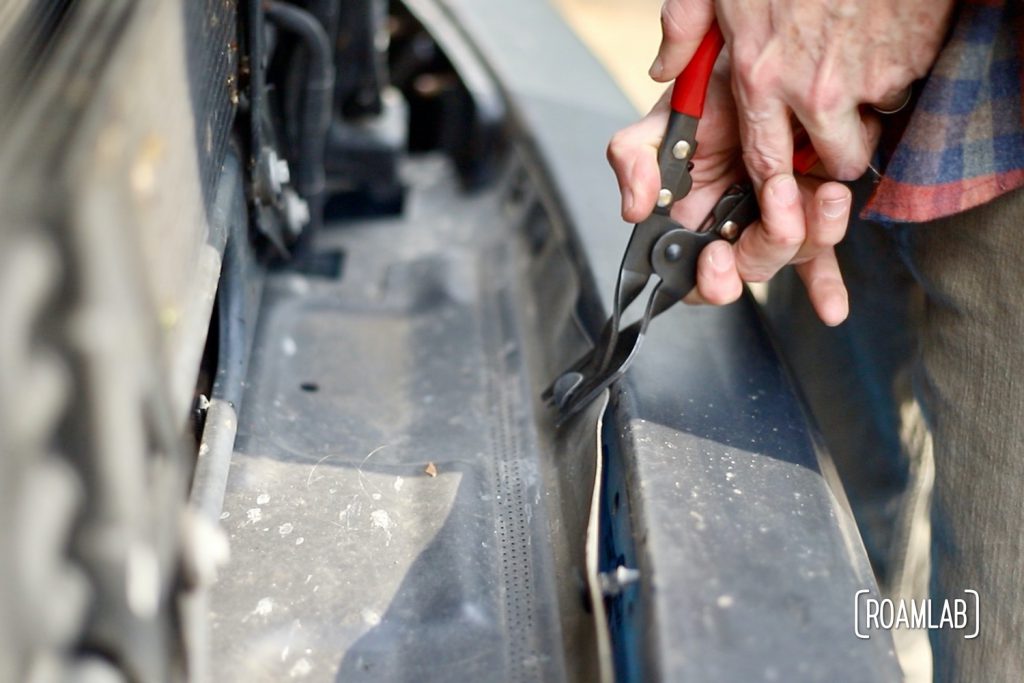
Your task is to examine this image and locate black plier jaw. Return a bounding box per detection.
[542,195,746,422]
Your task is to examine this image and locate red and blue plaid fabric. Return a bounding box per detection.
[863,0,1024,224]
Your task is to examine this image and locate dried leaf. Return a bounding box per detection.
[424,462,438,478]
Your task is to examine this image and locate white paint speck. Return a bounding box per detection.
[371,492,382,501]
[278,522,294,536]
[254,597,274,616]
[732,488,743,496]
[370,509,394,543]
[282,337,297,356]
[257,493,271,505]
[295,537,305,545]
[725,471,736,481]
[289,657,312,677]
[220,511,230,520]
[717,595,735,608]
[393,476,405,492]
[361,608,382,626]
[689,510,706,531]
[246,508,263,524]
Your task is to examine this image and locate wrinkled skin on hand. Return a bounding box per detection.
[652,0,953,182]
[609,0,952,325]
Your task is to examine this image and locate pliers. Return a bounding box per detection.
[544,22,817,422]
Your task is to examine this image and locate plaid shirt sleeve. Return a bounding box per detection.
[862,0,1024,224]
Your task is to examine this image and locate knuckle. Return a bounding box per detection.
[800,87,842,124]
[606,133,630,166]
[730,44,759,80]
[766,229,805,251]
[740,268,775,284]
[808,228,839,251]
[741,148,785,181]
[659,3,686,43]
[732,47,778,99]
[759,219,805,250]
[832,150,869,181]
[700,278,740,306]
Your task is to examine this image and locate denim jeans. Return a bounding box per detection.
[764,186,1024,682]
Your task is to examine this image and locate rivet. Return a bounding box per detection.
[657,189,673,207]
[720,220,739,240]
[672,140,691,160]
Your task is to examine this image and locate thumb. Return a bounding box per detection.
[649,0,716,82]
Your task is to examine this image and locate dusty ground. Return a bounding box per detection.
[551,0,666,113]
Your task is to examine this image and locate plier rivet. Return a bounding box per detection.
[671,140,692,160]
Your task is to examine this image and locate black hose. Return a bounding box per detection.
[265,1,334,232]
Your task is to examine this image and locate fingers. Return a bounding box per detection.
[607,93,672,223]
[796,249,849,326]
[792,180,851,264]
[692,173,807,308]
[692,177,851,326]
[793,180,851,325]
[694,240,743,305]
[649,0,715,82]
[734,174,805,282]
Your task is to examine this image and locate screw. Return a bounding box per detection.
[720,220,740,240]
[665,243,683,262]
[599,565,642,597]
[657,188,673,207]
[672,140,691,160]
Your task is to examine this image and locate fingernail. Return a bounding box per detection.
[821,197,849,219]
[708,242,732,274]
[649,57,663,79]
[825,293,849,326]
[770,175,799,206]
[622,188,634,216]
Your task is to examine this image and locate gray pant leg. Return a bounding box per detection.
[900,188,1024,682]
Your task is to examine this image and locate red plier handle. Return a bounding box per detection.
[670,22,725,119]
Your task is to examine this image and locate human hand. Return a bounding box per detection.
[609,68,858,325]
[650,0,952,183]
